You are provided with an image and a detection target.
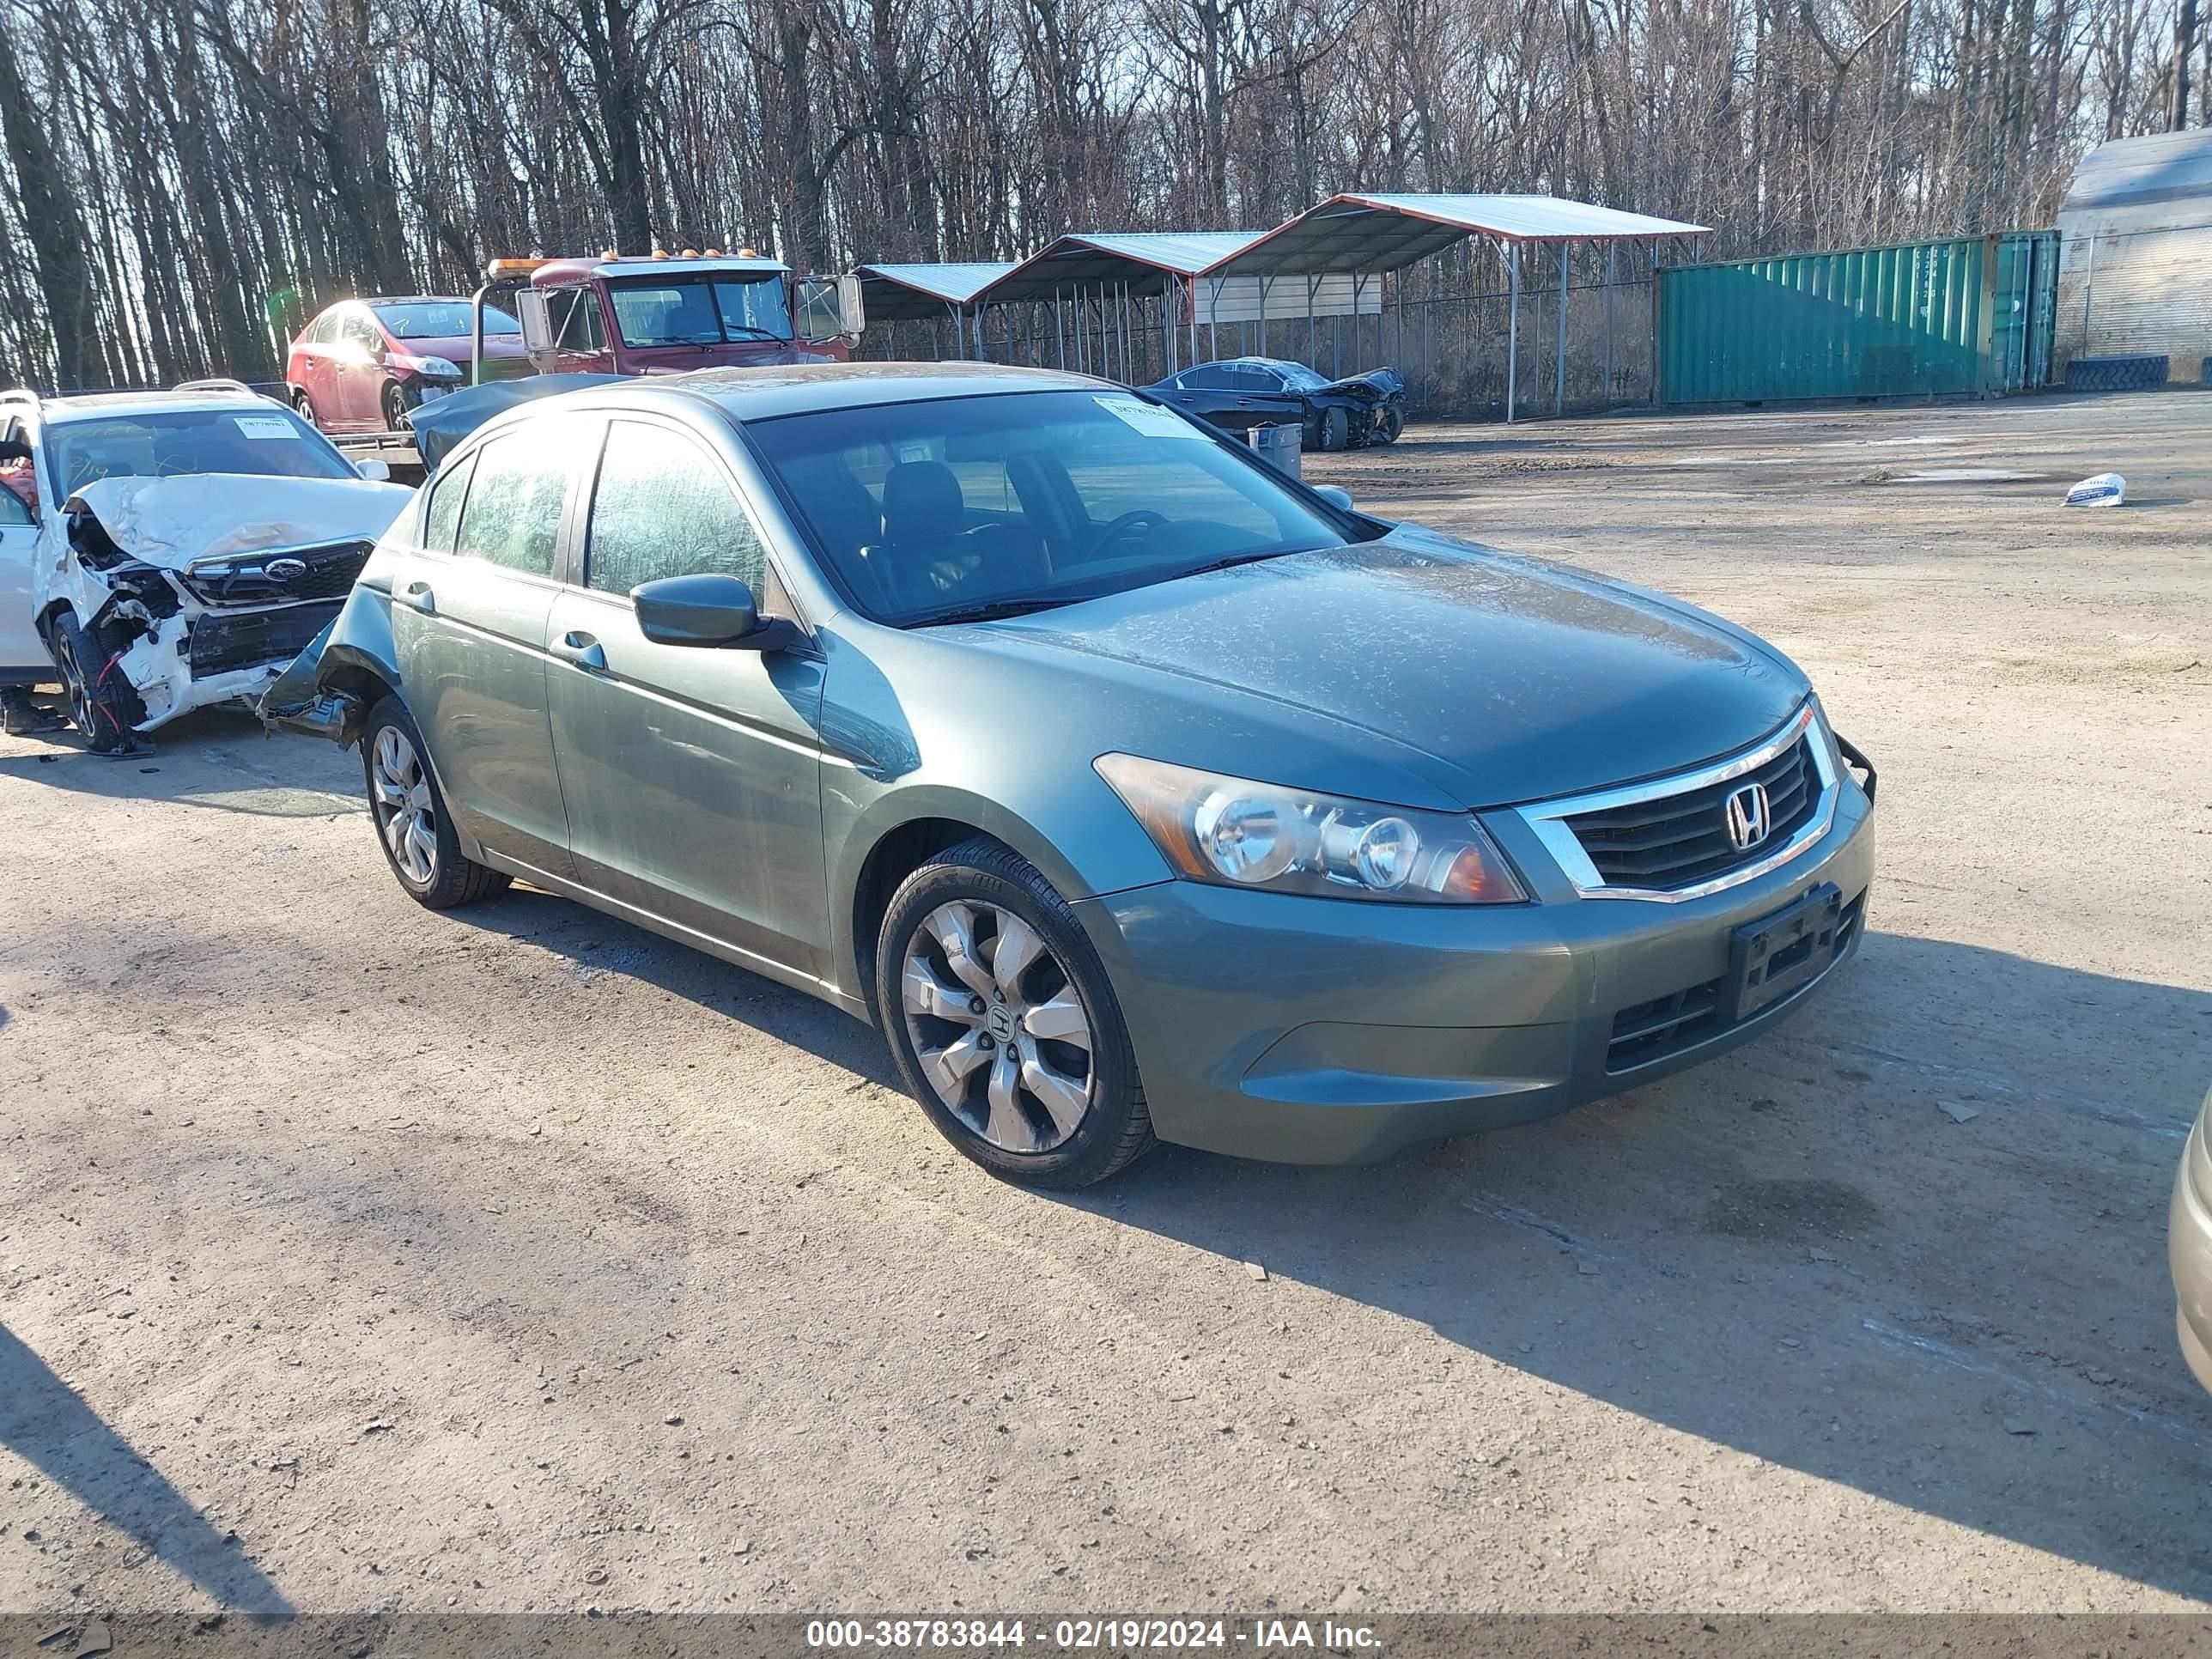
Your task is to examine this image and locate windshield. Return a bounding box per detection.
[747,389,1360,626]
[46,408,356,494]
[1276,362,1331,391]
[607,276,793,348]
[374,301,519,338]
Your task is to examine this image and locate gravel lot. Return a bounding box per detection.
[3,389,2209,1622]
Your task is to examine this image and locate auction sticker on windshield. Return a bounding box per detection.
[234,416,302,441]
[1095,395,1204,439]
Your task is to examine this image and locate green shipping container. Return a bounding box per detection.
[1656,231,2058,404]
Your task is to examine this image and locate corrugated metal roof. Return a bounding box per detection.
[1204,192,1709,276]
[1063,232,1265,273]
[2059,129,2212,223]
[979,231,1268,304]
[855,262,1019,315]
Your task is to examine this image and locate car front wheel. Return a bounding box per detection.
[50,611,144,754]
[362,696,510,909]
[1313,405,1349,451]
[380,380,408,432]
[877,838,1154,1188]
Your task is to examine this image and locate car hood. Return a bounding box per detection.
[393,332,525,365]
[974,526,1809,807]
[1319,368,1405,401]
[66,473,416,571]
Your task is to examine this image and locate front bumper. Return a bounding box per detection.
[2172,1097,2212,1394]
[1074,778,1874,1164]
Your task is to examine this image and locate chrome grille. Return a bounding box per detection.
[1564,736,1819,891]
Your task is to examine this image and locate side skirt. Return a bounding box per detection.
[477,847,872,1024]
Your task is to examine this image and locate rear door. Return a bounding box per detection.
[544,414,830,977]
[393,426,584,878]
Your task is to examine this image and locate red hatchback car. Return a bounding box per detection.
[286,296,531,434]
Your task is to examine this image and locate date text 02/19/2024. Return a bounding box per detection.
[804,1618,1382,1650]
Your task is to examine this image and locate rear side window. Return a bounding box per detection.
[453,436,567,576]
[585,420,766,597]
[420,451,477,553]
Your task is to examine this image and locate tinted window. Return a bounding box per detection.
[1181,366,1234,391]
[586,422,765,596]
[45,408,355,492]
[750,389,1359,625]
[453,436,567,576]
[1230,364,1282,391]
[421,450,477,553]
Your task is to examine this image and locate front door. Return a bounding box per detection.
[0,491,42,679]
[332,310,387,431]
[544,415,830,978]
[391,429,580,878]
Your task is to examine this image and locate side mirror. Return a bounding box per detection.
[356,458,392,481]
[796,274,866,341]
[514,289,559,369]
[1313,484,1353,511]
[632,573,775,649]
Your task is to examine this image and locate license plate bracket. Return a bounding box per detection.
[1725,882,1843,1024]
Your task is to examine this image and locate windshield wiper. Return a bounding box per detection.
[1172,546,1306,580]
[908,596,1077,628]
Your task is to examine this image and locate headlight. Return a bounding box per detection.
[404,355,462,379]
[1095,753,1526,904]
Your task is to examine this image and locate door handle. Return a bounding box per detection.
[552,631,609,674]
[401,580,435,614]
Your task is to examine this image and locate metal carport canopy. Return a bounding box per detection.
[853,261,1017,323]
[1200,193,1709,276]
[979,231,1265,305]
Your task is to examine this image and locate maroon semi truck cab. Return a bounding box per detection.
[474,251,864,380]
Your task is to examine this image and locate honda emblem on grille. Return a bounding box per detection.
[264,557,309,582]
[1724,782,1771,851]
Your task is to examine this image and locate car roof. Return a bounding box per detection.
[498,361,1118,427]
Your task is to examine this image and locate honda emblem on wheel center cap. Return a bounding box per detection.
[1724,781,1772,852]
[985,1004,1016,1042]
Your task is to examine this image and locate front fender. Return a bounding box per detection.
[256,583,401,747]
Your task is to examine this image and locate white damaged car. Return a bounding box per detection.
[1,382,413,751]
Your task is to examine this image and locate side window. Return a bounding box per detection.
[453,436,568,576]
[343,313,384,354]
[550,289,606,354]
[586,421,767,597]
[1182,366,1233,391]
[420,450,477,553]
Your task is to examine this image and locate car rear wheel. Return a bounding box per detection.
[380,380,408,433]
[50,611,144,755]
[877,838,1154,1188]
[292,388,319,428]
[362,696,509,910]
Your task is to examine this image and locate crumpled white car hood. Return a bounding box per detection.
[69,473,414,568]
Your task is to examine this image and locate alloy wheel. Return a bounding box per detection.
[54,630,94,736]
[901,900,1095,1153]
[370,725,438,885]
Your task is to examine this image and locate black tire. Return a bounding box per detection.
[291,387,319,428]
[1316,404,1350,452]
[361,695,509,910]
[49,611,144,754]
[380,380,408,433]
[1372,405,1404,445]
[876,837,1154,1188]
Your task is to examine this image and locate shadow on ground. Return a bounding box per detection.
[437,888,2212,1598]
[0,1324,293,1612]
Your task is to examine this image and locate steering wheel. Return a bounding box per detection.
[1084,508,1169,560]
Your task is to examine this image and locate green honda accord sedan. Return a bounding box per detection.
[265,362,1876,1187]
